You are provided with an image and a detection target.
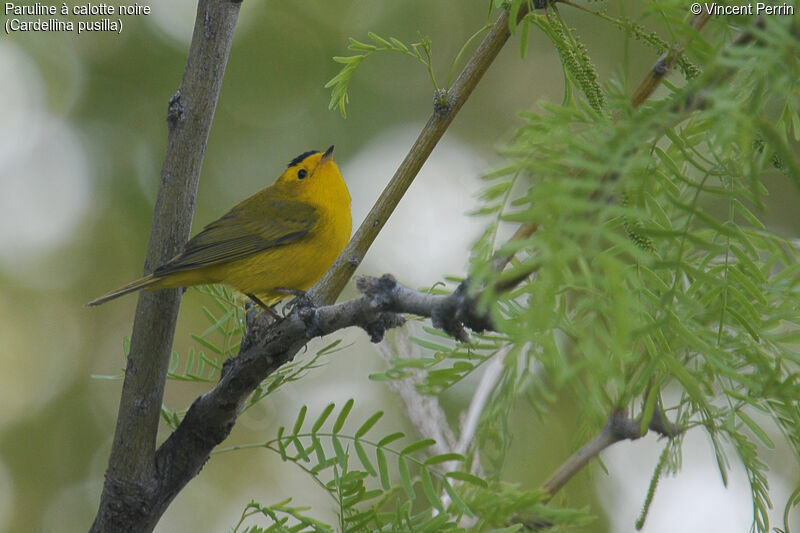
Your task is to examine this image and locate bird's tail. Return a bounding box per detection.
[86,274,159,306]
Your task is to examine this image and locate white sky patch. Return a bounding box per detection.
[344,125,489,289]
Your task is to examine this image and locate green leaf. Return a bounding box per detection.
[640,388,659,436]
[190,334,222,355]
[442,478,473,516]
[378,432,405,447]
[333,399,354,433]
[519,15,531,59]
[737,411,775,448]
[312,435,325,466]
[276,426,287,461]
[368,32,393,48]
[410,337,453,353]
[348,37,377,52]
[733,198,766,230]
[312,403,335,433]
[318,339,346,356]
[354,439,377,477]
[424,453,465,466]
[389,37,410,53]
[727,307,761,342]
[661,352,705,403]
[355,411,384,438]
[398,456,415,500]
[291,436,309,462]
[292,405,307,435]
[376,448,390,490]
[400,439,437,456]
[332,435,345,462]
[420,467,443,511]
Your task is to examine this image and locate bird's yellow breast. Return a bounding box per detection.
[212,199,351,304]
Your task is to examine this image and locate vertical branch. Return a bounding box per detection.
[91,1,241,532]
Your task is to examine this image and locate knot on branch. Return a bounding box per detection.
[606,408,683,443]
[357,273,399,309]
[356,274,406,342]
[433,88,451,117]
[606,410,644,441]
[432,282,493,343]
[166,90,185,129]
[648,408,682,438]
[363,312,406,343]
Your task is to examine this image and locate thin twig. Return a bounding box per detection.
[540,409,681,502]
[455,346,509,458]
[630,13,711,108]
[438,345,510,514]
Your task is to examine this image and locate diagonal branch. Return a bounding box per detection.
[309,4,530,306]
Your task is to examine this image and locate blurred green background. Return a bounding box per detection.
[1,1,797,531]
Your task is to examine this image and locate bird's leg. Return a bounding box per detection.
[246,293,281,321]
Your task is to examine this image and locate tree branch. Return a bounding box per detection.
[91,1,241,532]
[540,409,681,502]
[109,5,531,530]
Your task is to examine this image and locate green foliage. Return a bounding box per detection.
[370,322,507,394]
[325,23,490,117]
[225,400,595,531]
[465,12,800,533]
[232,499,333,533]
[524,10,605,112]
[220,401,497,532]
[325,32,440,118]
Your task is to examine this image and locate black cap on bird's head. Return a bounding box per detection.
[287,146,335,168]
[287,150,319,168]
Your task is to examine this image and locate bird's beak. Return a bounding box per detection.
[321,145,335,163]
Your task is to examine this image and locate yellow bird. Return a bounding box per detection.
[88,146,351,309]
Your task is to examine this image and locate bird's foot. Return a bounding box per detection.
[274,288,314,316]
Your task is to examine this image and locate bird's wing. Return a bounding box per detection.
[155,197,319,275]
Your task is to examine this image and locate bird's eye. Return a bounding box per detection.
[298,169,308,180]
